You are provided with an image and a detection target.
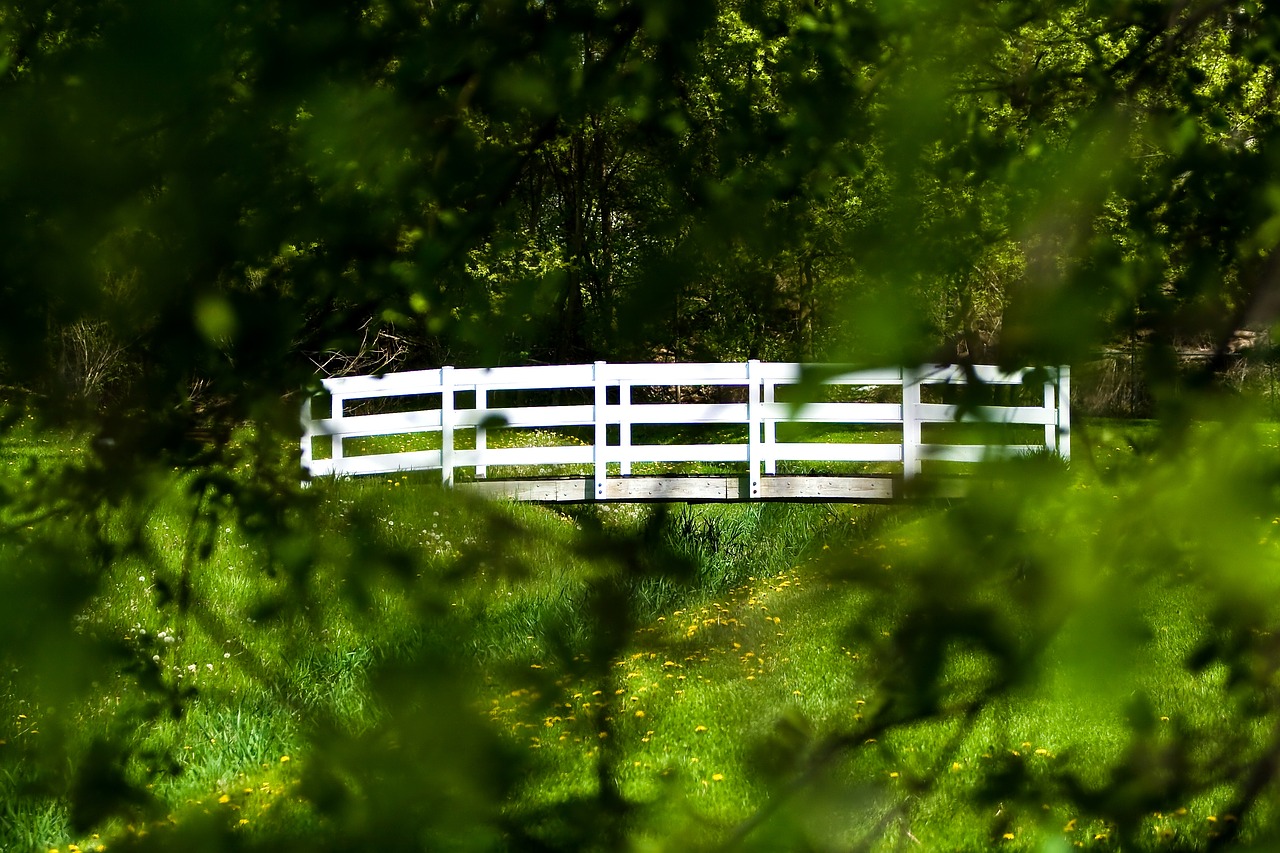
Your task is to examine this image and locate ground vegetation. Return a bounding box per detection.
[4,0,1280,849]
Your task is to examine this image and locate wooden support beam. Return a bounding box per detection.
[455,475,913,503]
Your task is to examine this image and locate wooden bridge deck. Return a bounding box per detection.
[455,474,918,503]
[458,475,975,503]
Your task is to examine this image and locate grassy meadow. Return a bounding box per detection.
[3,413,1280,851]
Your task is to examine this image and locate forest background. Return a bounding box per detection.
[5,0,1280,849]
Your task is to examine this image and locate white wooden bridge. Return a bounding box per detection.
[300,361,1070,502]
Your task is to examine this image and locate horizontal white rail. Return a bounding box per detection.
[300,361,1070,498]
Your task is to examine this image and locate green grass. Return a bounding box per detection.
[2,415,1279,850]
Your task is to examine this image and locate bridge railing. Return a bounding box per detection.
[300,362,1070,498]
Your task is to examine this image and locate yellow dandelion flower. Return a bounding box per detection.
[218,794,231,804]
[1002,832,1015,840]
[712,773,724,781]
[634,710,645,718]
[279,755,290,763]
[695,725,708,733]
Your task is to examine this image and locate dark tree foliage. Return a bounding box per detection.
[4,0,1280,849]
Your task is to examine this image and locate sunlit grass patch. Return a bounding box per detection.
[485,562,880,834]
[8,417,1280,850]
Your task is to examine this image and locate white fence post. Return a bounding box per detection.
[763,374,777,475]
[441,366,455,487]
[300,397,314,480]
[747,359,762,498]
[330,391,345,465]
[901,366,921,478]
[1043,371,1056,452]
[1058,365,1071,460]
[594,361,607,499]
[620,380,632,476]
[475,385,488,479]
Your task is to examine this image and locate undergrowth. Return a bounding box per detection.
[2,418,1277,850]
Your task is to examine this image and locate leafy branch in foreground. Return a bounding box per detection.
[5,0,1280,849]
